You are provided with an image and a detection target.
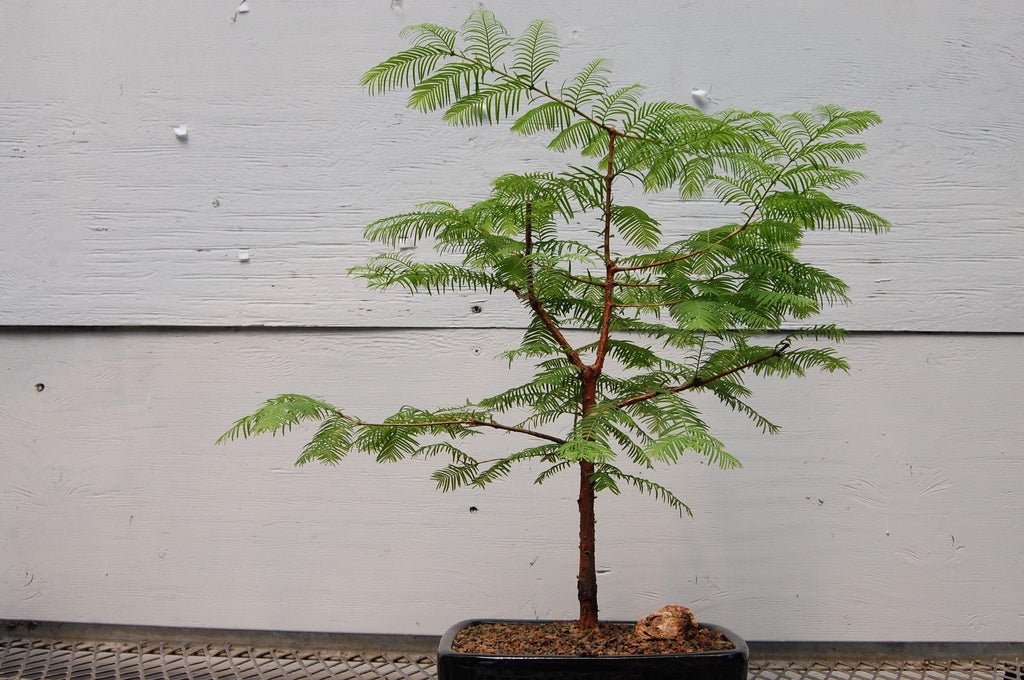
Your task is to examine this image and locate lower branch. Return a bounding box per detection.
[616,341,790,409]
[358,418,566,445]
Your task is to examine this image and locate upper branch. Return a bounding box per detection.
[611,298,687,309]
[613,221,750,274]
[564,272,658,289]
[449,48,700,150]
[592,130,618,374]
[453,49,625,137]
[614,124,833,276]
[522,200,587,371]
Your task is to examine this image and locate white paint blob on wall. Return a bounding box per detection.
[0,0,1023,640]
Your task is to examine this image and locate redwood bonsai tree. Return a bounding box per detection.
[219,11,886,630]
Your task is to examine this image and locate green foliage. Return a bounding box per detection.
[218,394,337,443]
[221,10,887,519]
[512,20,559,84]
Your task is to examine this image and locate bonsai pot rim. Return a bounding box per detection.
[438,618,749,661]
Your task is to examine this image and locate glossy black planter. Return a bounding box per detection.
[437,619,749,680]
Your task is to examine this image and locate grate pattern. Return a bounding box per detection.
[1,638,1019,680]
[747,661,1021,680]
[0,640,436,680]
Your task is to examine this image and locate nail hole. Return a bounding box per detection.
[34,383,45,392]
[469,506,479,513]
[473,348,481,355]
[470,305,483,314]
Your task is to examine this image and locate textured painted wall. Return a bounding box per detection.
[1,0,1023,641]
[1,331,1022,639]
[1,0,1022,330]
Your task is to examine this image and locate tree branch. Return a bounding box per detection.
[359,417,566,445]
[564,271,658,289]
[524,201,535,290]
[592,131,617,374]
[613,124,831,276]
[450,49,699,148]
[611,298,688,309]
[616,342,790,409]
[453,50,624,137]
[613,221,751,275]
[523,200,587,371]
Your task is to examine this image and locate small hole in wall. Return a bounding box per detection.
[469,506,479,513]
[471,305,483,314]
[34,383,45,392]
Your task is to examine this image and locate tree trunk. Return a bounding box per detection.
[577,460,598,627]
[577,372,599,628]
[577,130,616,629]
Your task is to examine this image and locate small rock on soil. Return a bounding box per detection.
[635,605,699,641]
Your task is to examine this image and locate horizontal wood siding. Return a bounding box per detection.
[1,0,1022,641]
[0,1,1021,329]
[1,330,1022,639]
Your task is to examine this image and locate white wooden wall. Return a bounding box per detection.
[1,0,1022,641]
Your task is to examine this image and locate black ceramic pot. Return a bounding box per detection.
[437,619,749,680]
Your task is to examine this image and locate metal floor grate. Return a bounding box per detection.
[0,640,436,680]
[748,661,1021,680]
[0,638,1019,680]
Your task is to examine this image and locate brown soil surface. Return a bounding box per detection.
[452,621,734,656]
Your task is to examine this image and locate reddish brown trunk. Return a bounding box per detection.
[577,372,599,628]
[577,459,598,628]
[576,131,619,629]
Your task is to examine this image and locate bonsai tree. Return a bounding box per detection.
[219,11,887,630]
